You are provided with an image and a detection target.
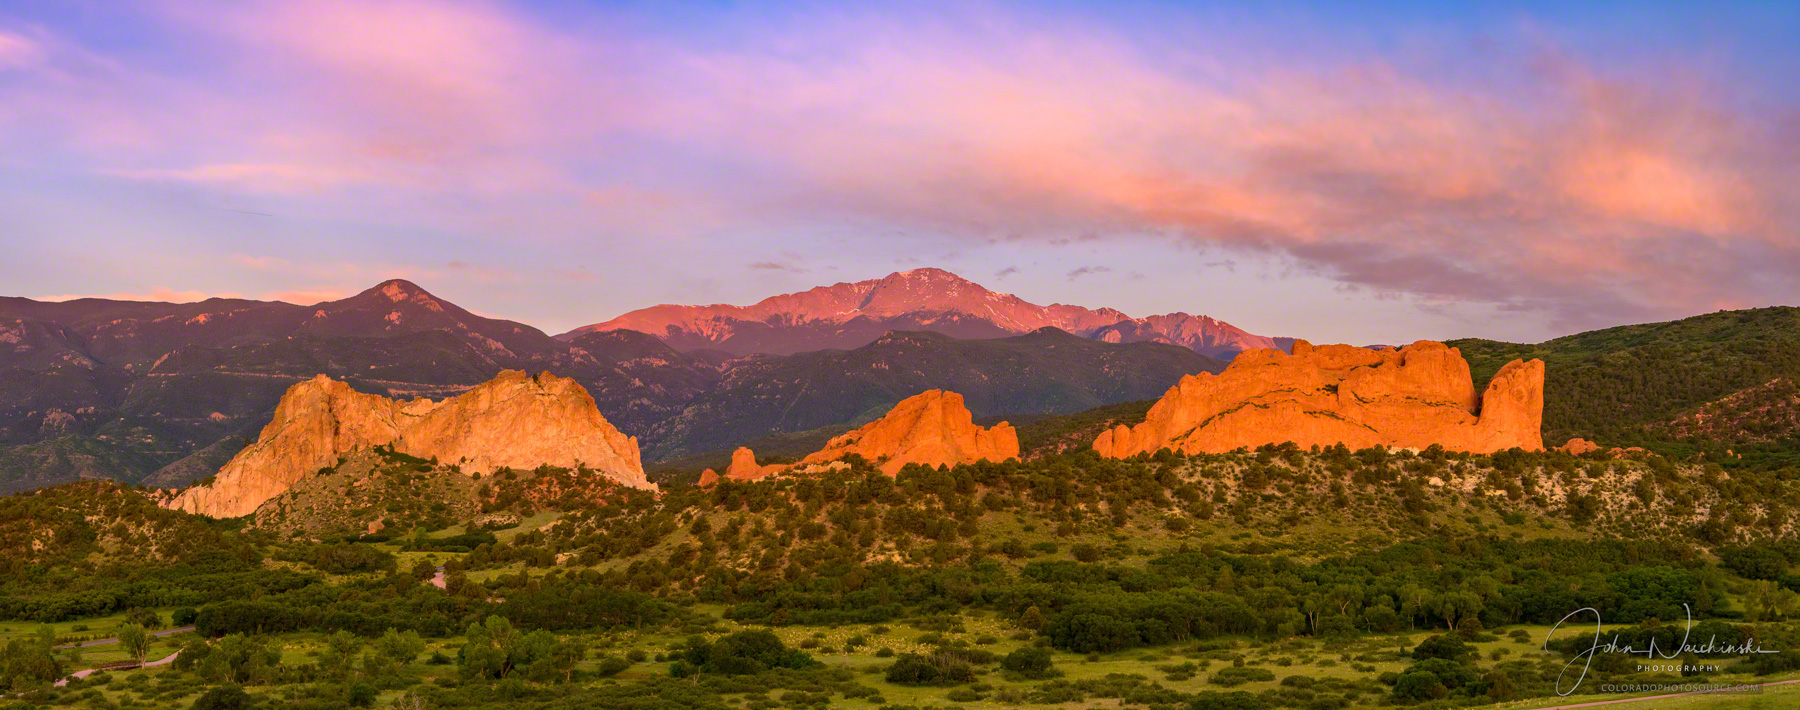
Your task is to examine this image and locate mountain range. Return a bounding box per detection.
[0,272,1228,492]
[561,267,1291,359]
[9,268,1800,495]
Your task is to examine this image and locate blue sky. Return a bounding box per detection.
[3,1,1797,343]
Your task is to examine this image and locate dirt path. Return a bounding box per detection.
[431,565,446,590]
[54,650,181,687]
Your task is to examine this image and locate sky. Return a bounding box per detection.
[2,0,1798,344]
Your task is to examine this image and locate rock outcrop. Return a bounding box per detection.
[1558,438,1601,455]
[696,390,1020,485]
[1093,340,1544,457]
[169,370,653,518]
[724,446,786,481]
[800,390,1019,474]
[1557,438,1657,459]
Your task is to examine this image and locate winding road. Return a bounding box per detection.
[54,650,182,687]
[48,626,195,687]
[53,625,194,649]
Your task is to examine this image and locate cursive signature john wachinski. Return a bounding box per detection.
[1547,604,1777,696]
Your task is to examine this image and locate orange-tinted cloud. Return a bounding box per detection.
[38,287,240,303]
[3,3,1796,333]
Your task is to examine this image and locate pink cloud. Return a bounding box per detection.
[38,287,241,303]
[0,28,45,70]
[263,289,346,305]
[3,3,1796,331]
[105,163,375,193]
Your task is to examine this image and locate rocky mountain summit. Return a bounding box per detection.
[1094,340,1545,456]
[168,370,653,518]
[564,268,1283,359]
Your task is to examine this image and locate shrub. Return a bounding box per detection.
[190,685,251,710]
[346,682,377,707]
[310,544,397,575]
[595,656,631,677]
[679,630,815,676]
[884,653,975,686]
[1411,635,1473,662]
[1000,647,1056,679]
[946,688,985,701]
[1210,666,1275,687]
[1392,670,1447,701]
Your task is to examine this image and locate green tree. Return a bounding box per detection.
[198,634,281,685]
[365,628,426,678]
[1018,606,1046,630]
[319,630,362,680]
[190,685,251,710]
[546,638,586,683]
[457,616,559,680]
[0,630,63,690]
[119,623,153,666]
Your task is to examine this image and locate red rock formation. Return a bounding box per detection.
[1558,438,1601,455]
[1093,340,1544,456]
[724,446,785,481]
[696,391,1018,484]
[168,370,653,517]
[800,390,1019,474]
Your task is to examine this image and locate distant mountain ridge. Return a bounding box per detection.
[561,267,1286,359]
[1,279,1224,493]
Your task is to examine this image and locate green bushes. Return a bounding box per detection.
[190,634,282,685]
[196,600,304,637]
[309,543,397,575]
[1000,646,1057,678]
[404,530,499,553]
[0,629,62,690]
[884,652,976,686]
[1209,666,1275,687]
[1041,591,1260,653]
[495,582,673,631]
[676,630,815,676]
[190,685,252,710]
[1410,635,1472,662]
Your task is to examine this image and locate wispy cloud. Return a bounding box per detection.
[38,287,238,303]
[1067,266,1111,280]
[2,2,1797,333]
[749,260,808,273]
[264,289,346,305]
[552,266,595,282]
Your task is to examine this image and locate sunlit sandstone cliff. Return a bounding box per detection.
[797,390,1018,473]
[1093,340,1544,457]
[699,390,1020,485]
[169,370,653,517]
